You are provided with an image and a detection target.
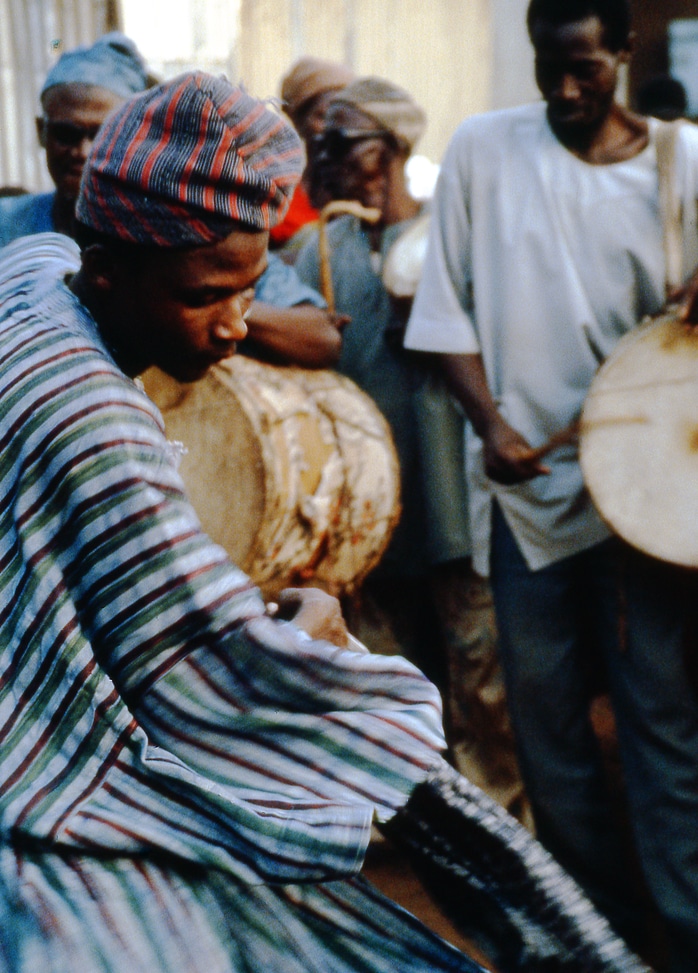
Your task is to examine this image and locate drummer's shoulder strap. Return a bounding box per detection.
[654,119,684,295]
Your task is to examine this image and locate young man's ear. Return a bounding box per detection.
[80,244,124,293]
[36,116,47,149]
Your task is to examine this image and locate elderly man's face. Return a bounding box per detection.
[311,103,394,212]
[38,83,124,201]
[91,227,269,383]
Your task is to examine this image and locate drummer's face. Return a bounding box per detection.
[312,104,393,212]
[95,227,268,382]
[531,14,629,137]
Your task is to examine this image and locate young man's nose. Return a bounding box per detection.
[213,298,249,341]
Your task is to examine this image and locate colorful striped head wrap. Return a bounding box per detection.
[76,71,304,246]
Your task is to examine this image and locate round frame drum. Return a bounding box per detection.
[580,310,698,566]
[140,356,401,597]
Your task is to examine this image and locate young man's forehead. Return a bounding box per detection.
[530,14,614,55]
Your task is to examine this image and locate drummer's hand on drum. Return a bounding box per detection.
[483,415,551,484]
[271,587,349,648]
[671,265,698,327]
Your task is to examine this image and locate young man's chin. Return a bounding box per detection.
[166,355,232,384]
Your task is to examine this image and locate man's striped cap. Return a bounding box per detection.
[76,71,303,246]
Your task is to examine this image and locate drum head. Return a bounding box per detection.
[580,311,698,566]
[140,358,401,597]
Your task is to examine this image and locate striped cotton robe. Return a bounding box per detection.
[0,234,483,972]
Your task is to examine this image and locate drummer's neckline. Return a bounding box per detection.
[544,110,653,168]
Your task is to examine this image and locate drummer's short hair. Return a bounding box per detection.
[527,0,631,53]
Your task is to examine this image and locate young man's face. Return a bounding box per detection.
[531,14,629,137]
[97,227,268,383]
[38,83,124,201]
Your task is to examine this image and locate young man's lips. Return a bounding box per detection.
[209,344,237,364]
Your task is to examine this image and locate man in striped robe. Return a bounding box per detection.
[0,71,648,973]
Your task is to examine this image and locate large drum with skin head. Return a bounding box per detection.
[140,355,401,598]
[580,308,698,567]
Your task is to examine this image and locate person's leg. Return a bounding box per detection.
[489,506,638,941]
[600,546,698,973]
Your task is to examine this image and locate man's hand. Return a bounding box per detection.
[670,266,698,325]
[270,587,349,648]
[483,415,551,485]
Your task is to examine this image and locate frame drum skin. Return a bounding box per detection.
[580,310,698,566]
[140,356,401,598]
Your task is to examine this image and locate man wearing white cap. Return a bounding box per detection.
[0,32,149,245]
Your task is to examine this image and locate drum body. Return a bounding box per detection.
[580,309,698,566]
[140,356,401,597]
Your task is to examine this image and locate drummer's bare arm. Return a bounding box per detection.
[671,265,698,326]
[242,301,349,368]
[269,587,349,648]
[442,353,551,485]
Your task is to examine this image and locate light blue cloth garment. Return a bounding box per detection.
[295,214,470,575]
[0,192,55,247]
[255,252,326,308]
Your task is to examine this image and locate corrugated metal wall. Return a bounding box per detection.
[0,0,119,191]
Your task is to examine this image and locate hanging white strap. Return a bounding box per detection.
[655,119,684,297]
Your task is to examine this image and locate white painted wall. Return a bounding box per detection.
[489,0,539,111]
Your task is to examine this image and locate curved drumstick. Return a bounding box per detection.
[318,200,381,314]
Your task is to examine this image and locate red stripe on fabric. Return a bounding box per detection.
[224,100,267,145]
[138,697,385,808]
[0,319,55,369]
[104,180,218,245]
[91,100,140,183]
[79,97,145,228]
[98,181,170,245]
[115,82,182,183]
[0,584,75,703]
[76,524,202,611]
[0,347,109,456]
[18,435,154,532]
[138,80,189,189]
[69,857,133,947]
[111,575,247,679]
[177,98,214,204]
[100,768,348,873]
[3,659,99,797]
[48,709,138,840]
[325,712,438,768]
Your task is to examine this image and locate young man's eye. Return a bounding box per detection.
[183,291,220,308]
